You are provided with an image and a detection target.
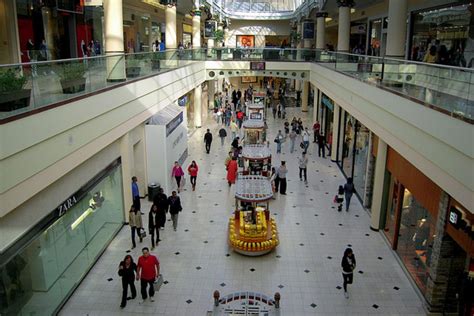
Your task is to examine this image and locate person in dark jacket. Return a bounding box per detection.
[168,191,182,231]
[153,188,168,230]
[118,255,137,308]
[148,204,160,249]
[343,177,355,212]
[317,133,326,158]
[219,128,227,146]
[341,248,356,298]
[204,129,213,153]
[231,137,239,150]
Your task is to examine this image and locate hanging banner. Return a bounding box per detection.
[303,22,315,39]
[204,21,217,39]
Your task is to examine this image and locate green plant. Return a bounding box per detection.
[0,69,27,93]
[290,30,301,45]
[58,63,85,81]
[214,29,225,43]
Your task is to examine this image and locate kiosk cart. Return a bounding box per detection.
[242,145,272,177]
[242,120,267,144]
[246,103,265,121]
[253,93,266,105]
[228,175,279,256]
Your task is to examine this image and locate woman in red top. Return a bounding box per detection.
[226,157,238,187]
[187,160,199,191]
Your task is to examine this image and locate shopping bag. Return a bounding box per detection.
[139,227,147,238]
[154,274,164,291]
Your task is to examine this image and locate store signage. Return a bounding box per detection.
[166,112,183,136]
[303,22,315,39]
[84,0,103,6]
[204,21,217,39]
[250,62,265,71]
[57,195,78,217]
[449,207,460,226]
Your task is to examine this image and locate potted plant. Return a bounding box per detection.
[126,58,141,78]
[290,30,301,48]
[214,29,225,60]
[0,69,30,112]
[58,63,86,94]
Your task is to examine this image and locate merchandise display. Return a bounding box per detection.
[242,120,267,144]
[242,145,272,177]
[228,176,279,256]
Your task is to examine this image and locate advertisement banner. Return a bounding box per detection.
[303,22,315,39]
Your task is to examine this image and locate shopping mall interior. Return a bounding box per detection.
[0,0,473,315]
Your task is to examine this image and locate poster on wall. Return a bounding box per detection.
[242,76,257,83]
[236,35,255,48]
[204,21,217,38]
[303,22,315,39]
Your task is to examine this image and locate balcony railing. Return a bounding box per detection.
[0,48,472,123]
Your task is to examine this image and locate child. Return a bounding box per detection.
[335,185,344,212]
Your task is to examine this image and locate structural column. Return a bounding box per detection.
[385,0,408,58]
[312,85,319,123]
[337,3,352,52]
[104,0,126,81]
[370,138,387,230]
[330,104,341,161]
[301,80,309,112]
[208,80,216,110]
[194,84,202,128]
[165,5,177,49]
[316,12,327,50]
[295,23,302,91]
[120,132,134,221]
[192,9,201,48]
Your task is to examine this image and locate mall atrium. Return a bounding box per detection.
[0,0,473,315]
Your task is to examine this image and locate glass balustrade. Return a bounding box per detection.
[0,48,472,122]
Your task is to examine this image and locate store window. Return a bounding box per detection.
[0,162,123,315]
[384,175,400,246]
[321,94,333,149]
[352,122,370,198]
[341,113,356,177]
[368,17,387,56]
[396,189,435,293]
[410,3,473,66]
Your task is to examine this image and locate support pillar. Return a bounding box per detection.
[316,12,327,50]
[312,86,319,123]
[363,132,375,208]
[165,5,177,49]
[104,0,125,82]
[386,0,408,58]
[192,11,201,48]
[120,132,134,221]
[194,84,202,128]
[301,81,309,112]
[330,104,341,161]
[337,4,351,52]
[208,80,216,110]
[370,138,387,230]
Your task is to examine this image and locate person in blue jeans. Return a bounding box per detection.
[275,130,284,154]
[343,177,355,212]
[131,176,140,213]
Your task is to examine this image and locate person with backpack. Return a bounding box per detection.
[341,248,356,298]
[344,177,355,212]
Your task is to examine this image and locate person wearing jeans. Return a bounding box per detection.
[298,152,308,183]
[129,205,143,249]
[187,161,199,191]
[344,177,355,212]
[136,247,160,302]
[341,248,356,299]
[118,255,137,308]
[168,191,182,231]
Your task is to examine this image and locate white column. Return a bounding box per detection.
[337,5,351,52]
[301,81,309,112]
[312,85,319,123]
[120,132,134,221]
[296,22,302,63]
[192,11,201,48]
[370,138,388,230]
[385,0,408,58]
[165,5,177,49]
[208,80,216,109]
[330,104,340,161]
[104,0,125,81]
[316,12,327,50]
[194,84,202,128]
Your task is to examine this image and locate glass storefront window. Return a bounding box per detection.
[384,175,399,246]
[352,122,370,198]
[0,163,124,315]
[396,189,435,294]
[341,113,356,177]
[410,3,473,66]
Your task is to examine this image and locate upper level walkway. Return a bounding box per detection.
[0,48,472,124]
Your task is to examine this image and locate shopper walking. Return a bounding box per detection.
[270,167,277,199]
[341,248,356,298]
[129,205,143,249]
[153,188,168,230]
[230,120,239,140]
[276,161,288,194]
[148,204,160,249]
[344,177,355,212]
[317,133,326,158]
[313,121,321,143]
[118,255,137,308]
[136,247,160,302]
[298,152,308,183]
[168,191,182,231]
[288,129,297,153]
[302,128,310,154]
[204,129,213,154]
[218,127,227,146]
[131,176,141,213]
[187,161,199,191]
[226,157,238,187]
[274,130,284,154]
[171,161,185,192]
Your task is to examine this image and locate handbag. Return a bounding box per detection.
[139,227,147,238]
[300,142,305,149]
[154,273,164,291]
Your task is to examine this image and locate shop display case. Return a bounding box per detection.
[228,175,279,256]
[246,103,265,121]
[242,120,267,144]
[241,145,272,177]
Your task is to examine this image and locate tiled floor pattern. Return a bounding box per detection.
[60,107,426,315]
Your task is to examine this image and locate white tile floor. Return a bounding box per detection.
[60,107,426,316]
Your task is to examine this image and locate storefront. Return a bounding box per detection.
[0,159,124,315]
[320,93,334,150]
[16,0,104,61]
[367,17,387,57]
[409,2,473,66]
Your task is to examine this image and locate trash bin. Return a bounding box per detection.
[148,183,161,202]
